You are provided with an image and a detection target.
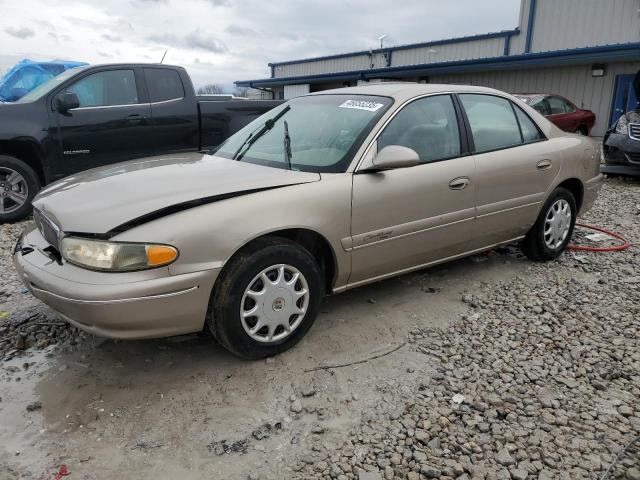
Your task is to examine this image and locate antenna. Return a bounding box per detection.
[377,34,387,50]
[160,50,167,63]
[377,35,388,67]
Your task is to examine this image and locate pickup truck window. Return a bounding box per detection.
[16,66,88,103]
[68,70,139,108]
[144,68,185,103]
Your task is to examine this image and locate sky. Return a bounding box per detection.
[0,0,521,90]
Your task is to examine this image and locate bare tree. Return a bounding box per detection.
[232,87,248,98]
[197,83,225,95]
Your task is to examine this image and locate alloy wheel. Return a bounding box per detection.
[0,167,28,214]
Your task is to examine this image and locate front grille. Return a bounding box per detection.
[625,152,640,164]
[33,208,61,248]
[629,123,640,141]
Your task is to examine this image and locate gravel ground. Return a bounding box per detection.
[0,221,85,360]
[1,177,639,480]
[285,177,640,480]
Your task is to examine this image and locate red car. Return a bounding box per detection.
[514,94,596,135]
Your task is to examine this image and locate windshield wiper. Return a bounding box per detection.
[283,120,292,170]
[233,105,291,161]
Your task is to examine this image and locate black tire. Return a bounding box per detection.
[0,155,41,223]
[521,187,577,262]
[576,126,589,136]
[207,237,324,359]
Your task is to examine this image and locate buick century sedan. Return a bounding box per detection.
[14,84,602,359]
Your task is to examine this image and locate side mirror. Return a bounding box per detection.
[363,145,420,172]
[55,92,80,113]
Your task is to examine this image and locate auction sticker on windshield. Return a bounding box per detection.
[339,99,385,112]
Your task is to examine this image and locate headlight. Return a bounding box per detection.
[60,237,178,271]
[615,117,629,135]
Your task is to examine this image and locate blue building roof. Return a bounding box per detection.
[236,42,640,88]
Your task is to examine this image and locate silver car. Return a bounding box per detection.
[14,84,602,359]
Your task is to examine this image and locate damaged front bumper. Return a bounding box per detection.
[13,223,219,339]
[602,131,640,176]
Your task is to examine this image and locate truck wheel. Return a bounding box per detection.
[521,187,576,262]
[0,155,40,223]
[208,237,324,360]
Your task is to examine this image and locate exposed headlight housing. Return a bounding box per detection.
[615,116,629,135]
[60,237,178,271]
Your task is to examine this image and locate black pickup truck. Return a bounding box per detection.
[0,63,281,222]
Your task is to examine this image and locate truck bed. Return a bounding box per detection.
[198,99,283,150]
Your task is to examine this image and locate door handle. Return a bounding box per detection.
[536,159,552,171]
[449,177,470,190]
[126,114,147,124]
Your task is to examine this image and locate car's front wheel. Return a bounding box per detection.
[0,155,40,223]
[521,187,577,261]
[208,237,324,359]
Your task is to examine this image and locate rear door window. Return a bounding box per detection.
[514,106,544,143]
[377,94,461,163]
[530,97,550,116]
[561,97,576,112]
[547,96,567,115]
[144,68,185,103]
[459,94,522,153]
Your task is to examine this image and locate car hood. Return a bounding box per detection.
[33,152,320,235]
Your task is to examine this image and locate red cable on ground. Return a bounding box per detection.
[52,465,70,480]
[567,223,631,252]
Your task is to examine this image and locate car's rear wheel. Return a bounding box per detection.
[207,237,324,359]
[576,126,588,136]
[0,155,40,223]
[521,187,576,262]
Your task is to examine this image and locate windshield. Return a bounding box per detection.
[213,94,393,173]
[16,66,88,103]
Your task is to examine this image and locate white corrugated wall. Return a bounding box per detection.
[531,0,640,53]
[283,84,310,99]
[430,61,640,136]
[274,54,373,78]
[390,37,505,66]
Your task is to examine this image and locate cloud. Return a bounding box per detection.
[0,0,521,88]
[225,25,259,37]
[148,29,227,54]
[4,26,35,39]
[101,33,122,42]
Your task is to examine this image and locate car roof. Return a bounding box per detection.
[307,82,514,101]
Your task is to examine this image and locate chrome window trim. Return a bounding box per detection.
[70,103,149,111]
[353,90,539,172]
[150,97,184,105]
[68,97,183,111]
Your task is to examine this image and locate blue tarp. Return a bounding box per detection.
[0,59,88,102]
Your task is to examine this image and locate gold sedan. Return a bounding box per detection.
[14,84,602,359]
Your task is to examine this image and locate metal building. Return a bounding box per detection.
[236,0,640,136]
